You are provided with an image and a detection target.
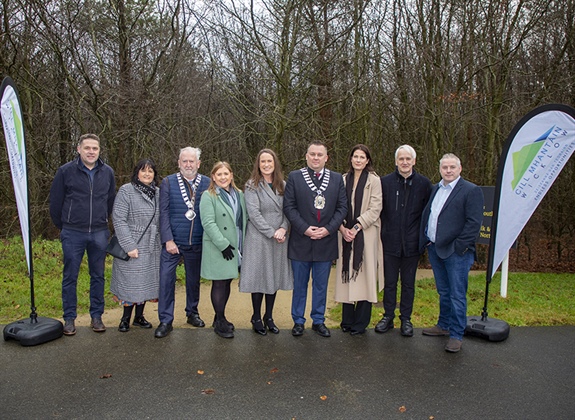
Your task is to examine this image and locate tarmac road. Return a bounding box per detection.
[1,324,574,419]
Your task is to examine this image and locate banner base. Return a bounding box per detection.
[465,315,510,342]
[3,316,63,346]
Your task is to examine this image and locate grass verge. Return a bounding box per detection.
[329,271,575,327]
[0,237,185,323]
[1,237,574,326]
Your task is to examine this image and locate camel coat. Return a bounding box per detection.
[335,172,384,304]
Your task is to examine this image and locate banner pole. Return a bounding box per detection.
[500,252,509,298]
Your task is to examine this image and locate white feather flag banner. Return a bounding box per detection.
[489,104,575,279]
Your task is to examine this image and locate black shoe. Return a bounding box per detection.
[311,323,331,337]
[291,323,304,336]
[251,319,267,336]
[265,318,280,334]
[133,316,152,329]
[214,319,234,338]
[63,319,76,336]
[400,319,414,337]
[212,315,235,331]
[341,325,352,333]
[350,329,366,336]
[154,322,173,338]
[187,314,205,328]
[118,318,130,332]
[374,316,394,334]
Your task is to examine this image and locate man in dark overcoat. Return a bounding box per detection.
[376,144,431,337]
[283,141,347,337]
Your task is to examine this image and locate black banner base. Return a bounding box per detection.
[3,316,63,346]
[465,315,510,342]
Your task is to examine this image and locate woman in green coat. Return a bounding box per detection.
[200,161,247,338]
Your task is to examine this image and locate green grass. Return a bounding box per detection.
[1,237,574,326]
[329,271,575,327]
[0,237,186,323]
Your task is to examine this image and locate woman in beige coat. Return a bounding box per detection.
[335,144,383,335]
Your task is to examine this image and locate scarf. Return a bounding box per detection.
[342,169,368,283]
[217,187,244,266]
[132,180,156,201]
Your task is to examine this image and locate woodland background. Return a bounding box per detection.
[1,0,574,271]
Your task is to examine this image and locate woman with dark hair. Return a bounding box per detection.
[200,161,247,338]
[335,144,383,334]
[110,158,161,332]
[240,149,293,335]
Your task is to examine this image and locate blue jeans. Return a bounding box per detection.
[291,260,331,325]
[427,243,474,340]
[60,228,108,320]
[158,244,202,324]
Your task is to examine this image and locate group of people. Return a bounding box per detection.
[49,134,483,352]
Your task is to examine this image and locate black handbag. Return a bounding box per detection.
[106,234,130,261]
[107,200,157,261]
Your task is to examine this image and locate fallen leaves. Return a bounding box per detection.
[201,389,215,395]
[197,370,204,375]
[399,406,406,413]
[99,373,112,379]
[320,395,327,401]
[270,367,279,373]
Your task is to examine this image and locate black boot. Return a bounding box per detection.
[133,303,152,328]
[119,305,134,332]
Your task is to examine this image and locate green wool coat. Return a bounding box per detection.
[199,188,247,280]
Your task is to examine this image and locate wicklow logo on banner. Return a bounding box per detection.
[511,125,573,201]
[489,104,575,279]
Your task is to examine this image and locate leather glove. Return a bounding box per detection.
[221,245,235,260]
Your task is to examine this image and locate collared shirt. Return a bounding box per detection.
[426,176,460,242]
[309,167,325,178]
[79,161,97,181]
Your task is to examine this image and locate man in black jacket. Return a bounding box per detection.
[376,145,431,337]
[49,134,116,336]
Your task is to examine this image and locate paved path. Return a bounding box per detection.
[76,269,448,330]
[1,324,574,419]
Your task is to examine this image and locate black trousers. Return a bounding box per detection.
[341,301,372,332]
[383,254,420,320]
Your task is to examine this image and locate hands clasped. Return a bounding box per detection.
[273,228,287,243]
[305,226,329,240]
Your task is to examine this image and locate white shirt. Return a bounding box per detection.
[311,168,325,179]
[426,177,460,242]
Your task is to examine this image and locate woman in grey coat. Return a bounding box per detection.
[240,149,293,335]
[110,159,160,332]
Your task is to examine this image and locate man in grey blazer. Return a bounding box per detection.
[283,141,347,337]
[419,153,483,352]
